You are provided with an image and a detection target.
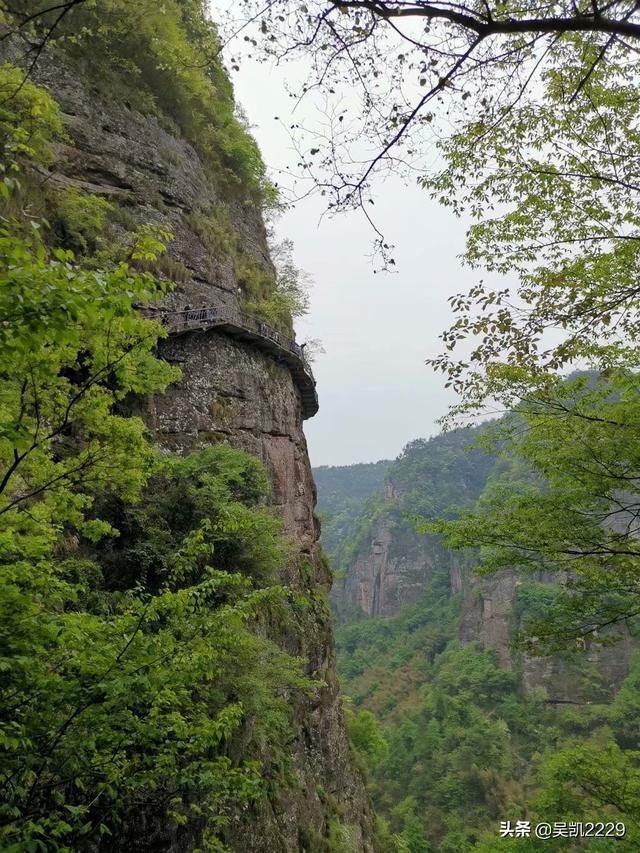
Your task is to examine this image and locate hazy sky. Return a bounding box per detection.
[214,11,500,466]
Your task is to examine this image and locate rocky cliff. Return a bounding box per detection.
[340,490,470,619]
[329,431,635,700]
[22,30,376,853]
[328,430,492,619]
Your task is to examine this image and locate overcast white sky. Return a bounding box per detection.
[213,10,499,466]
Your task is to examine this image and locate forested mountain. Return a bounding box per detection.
[313,461,392,572]
[328,429,496,618]
[315,462,393,507]
[323,413,640,851]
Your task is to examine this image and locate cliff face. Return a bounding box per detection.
[35,53,268,314]
[332,446,635,701]
[341,493,467,618]
[31,48,375,853]
[459,569,636,700]
[150,332,374,849]
[328,430,493,621]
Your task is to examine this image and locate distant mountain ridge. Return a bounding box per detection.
[318,427,635,699]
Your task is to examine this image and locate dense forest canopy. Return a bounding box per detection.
[313,461,391,570]
[318,429,495,587]
[315,461,392,509]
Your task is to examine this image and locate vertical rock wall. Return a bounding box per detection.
[342,515,465,618]
[148,333,375,851]
[30,51,376,853]
[337,474,635,700]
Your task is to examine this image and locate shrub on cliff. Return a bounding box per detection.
[40,0,271,204]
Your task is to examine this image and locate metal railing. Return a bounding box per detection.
[141,305,316,385]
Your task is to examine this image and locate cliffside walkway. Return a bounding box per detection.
[144,305,319,419]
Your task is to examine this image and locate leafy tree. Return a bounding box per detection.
[531,735,640,849]
[0,227,314,849]
[610,653,640,748]
[0,54,313,852]
[0,62,62,174]
[430,373,640,652]
[226,2,640,424]
[0,231,176,523]
[346,707,389,772]
[394,807,431,853]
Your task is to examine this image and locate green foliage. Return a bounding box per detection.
[336,567,461,702]
[186,205,239,260]
[346,707,388,772]
[320,428,495,611]
[393,805,431,853]
[326,818,359,853]
[534,735,640,842]
[314,460,392,511]
[0,215,310,851]
[237,256,281,317]
[0,63,63,177]
[50,187,113,254]
[129,223,175,262]
[373,644,523,848]
[323,419,640,851]
[313,460,392,568]
[424,48,640,418]
[0,23,310,853]
[143,252,193,285]
[0,434,311,849]
[433,372,640,654]
[337,598,640,853]
[0,62,64,228]
[42,0,272,203]
[265,236,311,325]
[610,653,640,749]
[391,428,496,520]
[186,203,308,334]
[0,226,177,526]
[100,444,284,591]
[238,237,310,335]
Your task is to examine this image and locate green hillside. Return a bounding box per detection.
[324,415,640,852]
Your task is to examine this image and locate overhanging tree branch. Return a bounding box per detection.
[332,0,640,41]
